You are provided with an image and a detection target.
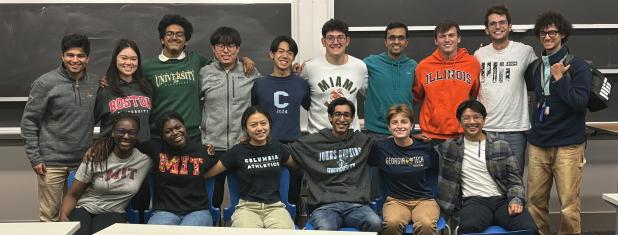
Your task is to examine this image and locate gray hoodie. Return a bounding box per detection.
[21,65,98,167]
[288,128,373,208]
[200,59,260,150]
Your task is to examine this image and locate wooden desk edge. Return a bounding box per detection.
[602,193,618,205]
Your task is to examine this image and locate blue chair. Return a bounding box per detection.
[66,170,141,224]
[456,225,534,235]
[223,167,296,226]
[204,177,222,226]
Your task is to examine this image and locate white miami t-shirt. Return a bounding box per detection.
[300,54,367,133]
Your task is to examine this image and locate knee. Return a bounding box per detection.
[311,221,339,231]
[311,219,338,230]
[362,214,383,232]
[414,217,437,234]
[383,217,406,232]
[458,221,484,234]
[231,218,260,228]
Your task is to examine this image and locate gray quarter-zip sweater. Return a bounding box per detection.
[21,65,98,167]
[200,59,260,151]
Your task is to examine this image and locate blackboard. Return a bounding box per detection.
[336,0,618,122]
[0,3,290,127]
[0,3,291,98]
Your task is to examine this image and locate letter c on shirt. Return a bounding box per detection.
[273,91,289,109]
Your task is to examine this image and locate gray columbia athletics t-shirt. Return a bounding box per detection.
[75,148,152,214]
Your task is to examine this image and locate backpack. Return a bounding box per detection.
[527,54,612,112]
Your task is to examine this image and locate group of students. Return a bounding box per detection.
[20,4,591,235]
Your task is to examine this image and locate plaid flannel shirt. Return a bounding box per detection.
[435,133,525,219]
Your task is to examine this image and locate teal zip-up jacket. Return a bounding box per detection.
[363,52,417,134]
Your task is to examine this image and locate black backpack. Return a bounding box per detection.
[527,54,612,112]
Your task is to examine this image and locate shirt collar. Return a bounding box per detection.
[158,50,186,62]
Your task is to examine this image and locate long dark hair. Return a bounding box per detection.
[83,112,140,176]
[103,39,151,97]
[240,105,271,145]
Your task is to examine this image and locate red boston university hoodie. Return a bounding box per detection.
[413,48,480,140]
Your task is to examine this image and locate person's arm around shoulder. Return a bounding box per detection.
[412,67,425,105]
[203,160,227,179]
[360,61,369,96]
[283,142,300,169]
[301,78,311,110]
[21,79,52,174]
[240,57,256,76]
[470,57,481,98]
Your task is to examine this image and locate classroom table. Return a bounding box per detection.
[602,193,618,233]
[586,122,618,140]
[95,223,377,235]
[0,221,80,235]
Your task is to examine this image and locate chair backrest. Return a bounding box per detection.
[66,170,77,188]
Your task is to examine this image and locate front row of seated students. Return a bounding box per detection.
[59,97,538,234]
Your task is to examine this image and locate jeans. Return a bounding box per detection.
[309,202,382,232]
[527,143,584,235]
[458,196,538,234]
[486,131,527,176]
[148,210,213,226]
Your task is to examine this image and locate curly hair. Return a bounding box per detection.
[533,11,572,43]
[157,14,194,41]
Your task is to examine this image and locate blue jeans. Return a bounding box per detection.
[148,210,213,226]
[486,131,527,176]
[309,202,382,232]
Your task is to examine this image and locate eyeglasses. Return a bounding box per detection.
[114,128,138,138]
[488,20,508,28]
[324,35,347,44]
[165,31,185,39]
[214,44,238,51]
[332,112,352,119]
[387,35,407,42]
[539,30,559,38]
